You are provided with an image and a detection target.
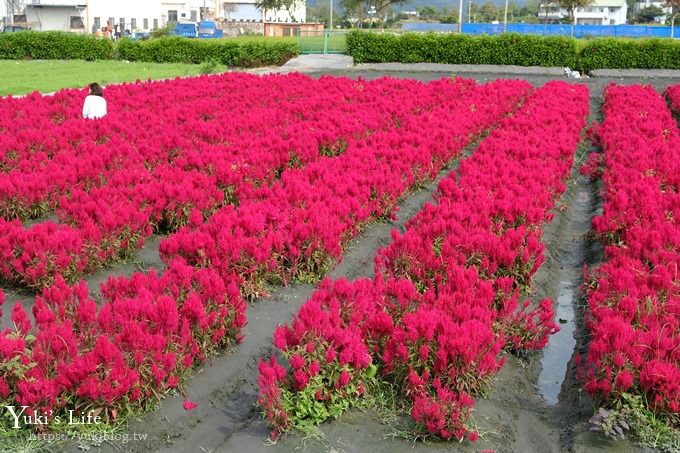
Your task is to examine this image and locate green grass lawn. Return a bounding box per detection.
[215,35,297,44]
[216,33,347,53]
[297,34,347,53]
[0,60,228,96]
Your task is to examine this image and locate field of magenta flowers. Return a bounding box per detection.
[0,72,678,449]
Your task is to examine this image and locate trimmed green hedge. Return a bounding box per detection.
[347,31,578,68]
[116,37,298,67]
[578,38,680,71]
[0,31,114,60]
[347,30,680,72]
[0,32,298,68]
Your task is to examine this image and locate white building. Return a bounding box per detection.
[22,0,219,33]
[575,0,627,24]
[16,0,303,32]
[539,0,628,24]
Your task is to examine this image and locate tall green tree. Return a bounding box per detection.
[417,6,439,20]
[556,0,594,24]
[256,0,303,22]
[635,5,664,22]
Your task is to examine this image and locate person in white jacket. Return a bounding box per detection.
[82,82,107,119]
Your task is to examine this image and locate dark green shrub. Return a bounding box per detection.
[346,31,578,68]
[0,31,113,60]
[578,38,680,71]
[116,36,297,67]
[0,32,297,68]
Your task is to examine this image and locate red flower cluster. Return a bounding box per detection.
[3,74,462,291]
[582,84,680,417]
[258,81,589,441]
[160,78,532,299]
[0,258,245,423]
[664,84,680,113]
[0,74,530,430]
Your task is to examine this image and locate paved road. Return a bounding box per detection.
[250,54,680,96]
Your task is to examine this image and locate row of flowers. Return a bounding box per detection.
[664,84,680,113]
[158,78,532,299]
[580,84,680,420]
[0,259,246,426]
[1,74,461,291]
[0,74,529,431]
[258,81,590,441]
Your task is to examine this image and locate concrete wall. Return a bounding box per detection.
[264,21,321,36]
[221,20,263,36]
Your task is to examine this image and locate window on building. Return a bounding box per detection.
[190,10,197,21]
[153,18,159,29]
[143,18,149,29]
[108,17,114,28]
[168,10,178,22]
[131,18,137,30]
[119,17,125,29]
[93,17,101,30]
[70,16,85,29]
[13,14,26,23]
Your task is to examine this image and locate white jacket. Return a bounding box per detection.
[82,95,107,119]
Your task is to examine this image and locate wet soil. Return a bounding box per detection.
[3,72,672,453]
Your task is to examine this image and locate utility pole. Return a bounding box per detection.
[330,0,333,29]
[503,0,508,32]
[458,0,463,32]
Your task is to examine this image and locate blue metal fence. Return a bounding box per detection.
[401,22,680,38]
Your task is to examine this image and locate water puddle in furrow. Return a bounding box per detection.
[537,177,594,405]
[538,280,577,405]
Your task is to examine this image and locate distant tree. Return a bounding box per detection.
[635,5,664,22]
[521,0,540,17]
[256,0,281,21]
[417,6,438,20]
[441,11,459,23]
[556,0,594,24]
[507,1,522,20]
[307,2,339,25]
[339,0,406,28]
[479,2,500,21]
[256,0,303,22]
